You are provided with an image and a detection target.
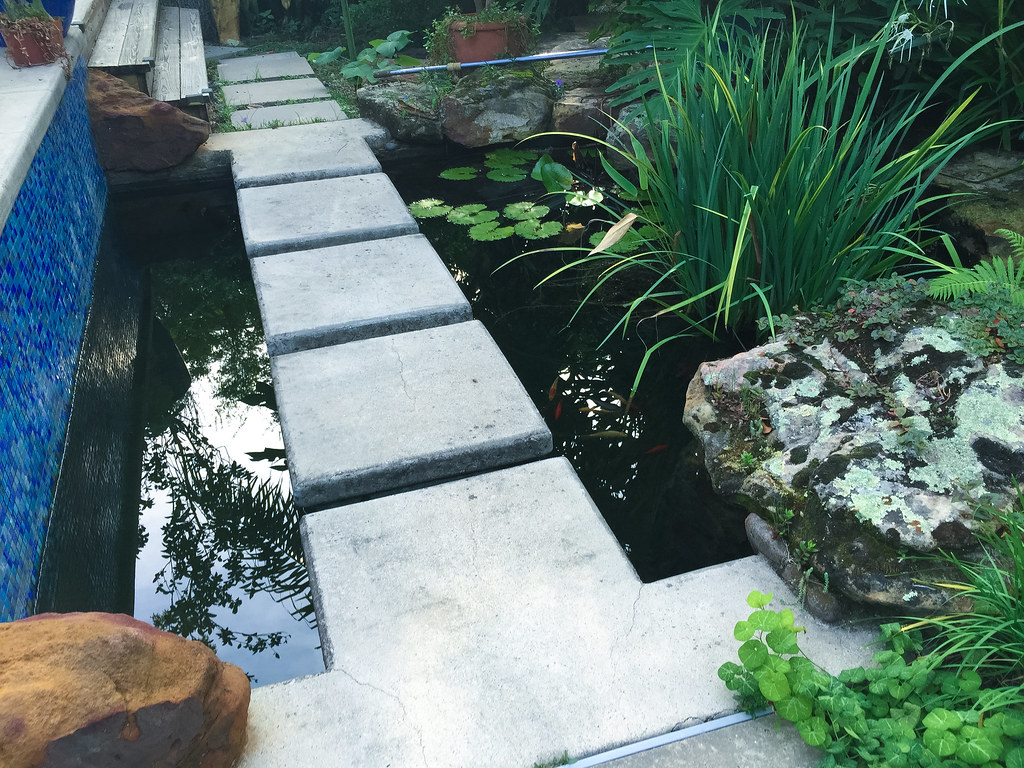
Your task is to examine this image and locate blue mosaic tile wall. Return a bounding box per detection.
[0,60,108,622]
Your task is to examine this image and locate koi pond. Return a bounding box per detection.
[119,145,752,684]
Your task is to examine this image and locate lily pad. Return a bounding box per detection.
[503,202,550,221]
[447,204,499,226]
[486,167,528,183]
[439,166,479,181]
[469,221,515,241]
[514,219,563,240]
[409,198,453,218]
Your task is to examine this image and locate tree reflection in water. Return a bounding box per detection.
[141,394,313,658]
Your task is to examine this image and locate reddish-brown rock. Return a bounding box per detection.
[87,70,210,171]
[0,612,249,768]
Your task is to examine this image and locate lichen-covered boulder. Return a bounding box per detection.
[86,70,210,172]
[441,71,552,147]
[682,279,1024,615]
[0,612,249,768]
[355,80,443,144]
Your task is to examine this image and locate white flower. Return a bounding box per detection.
[889,28,915,62]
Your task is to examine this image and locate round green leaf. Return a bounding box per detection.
[747,590,774,609]
[1005,746,1024,768]
[796,715,830,748]
[766,628,800,655]
[957,736,1001,766]
[775,694,813,723]
[468,221,514,241]
[738,638,769,670]
[747,609,781,633]
[503,202,550,221]
[447,204,498,226]
[958,670,982,693]
[923,708,963,732]
[409,198,453,218]
[514,219,563,240]
[486,167,528,182]
[734,620,754,642]
[439,166,478,180]
[758,670,791,701]
[1001,712,1024,739]
[485,148,537,168]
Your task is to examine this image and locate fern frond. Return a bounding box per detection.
[928,228,1024,305]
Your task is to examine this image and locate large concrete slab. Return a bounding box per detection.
[252,234,472,355]
[237,173,418,257]
[604,716,821,767]
[272,321,552,506]
[204,119,388,185]
[237,460,877,768]
[217,51,314,82]
[221,78,329,107]
[230,100,346,130]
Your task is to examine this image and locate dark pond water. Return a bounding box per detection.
[382,146,754,581]
[114,189,324,686]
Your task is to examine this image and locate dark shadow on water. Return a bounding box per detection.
[383,150,754,582]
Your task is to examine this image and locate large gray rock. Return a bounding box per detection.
[355,81,443,144]
[441,71,553,147]
[682,281,1024,614]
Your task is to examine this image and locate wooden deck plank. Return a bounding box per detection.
[89,0,134,68]
[178,8,207,100]
[119,0,159,67]
[151,6,180,102]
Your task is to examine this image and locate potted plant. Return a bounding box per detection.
[426,1,536,64]
[0,0,70,71]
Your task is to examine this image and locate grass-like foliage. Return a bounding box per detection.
[531,12,1007,393]
[925,229,1024,307]
[720,489,1024,766]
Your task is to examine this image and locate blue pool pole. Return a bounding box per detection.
[372,47,609,79]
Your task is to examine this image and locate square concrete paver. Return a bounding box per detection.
[221,78,329,107]
[252,234,472,355]
[217,51,314,82]
[236,460,877,768]
[237,173,418,257]
[230,101,345,130]
[272,320,552,506]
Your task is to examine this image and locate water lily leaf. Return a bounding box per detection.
[503,202,550,220]
[486,167,528,182]
[409,198,453,218]
[447,204,498,226]
[514,219,563,240]
[469,221,514,241]
[440,166,478,181]
[532,154,574,193]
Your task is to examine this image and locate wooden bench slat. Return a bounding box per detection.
[89,0,134,68]
[119,0,159,67]
[151,6,180,102]
[178,8,206,100]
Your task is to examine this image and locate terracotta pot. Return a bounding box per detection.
[448,18,525,63]
[1,19,65,67]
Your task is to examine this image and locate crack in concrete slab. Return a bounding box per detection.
[611,582,644,660]
[336,666,429,767]
[392,339,413,402]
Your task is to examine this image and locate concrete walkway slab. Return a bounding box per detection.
[237,173,417,257]
[252,234,472,355]
[603,716,821,768]
[271,321,552,506]
[217,51,314,82]
[237,459,876,768]
[204,119,388,187]
[221,78,329,107]
[230,100,346,130]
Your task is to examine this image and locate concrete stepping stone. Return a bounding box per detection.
[271,320,552,506]
[230,100,346,130]
[252,234,472,355]
[217,51,314,82]
[234,459,877,768]
[205,119,388,187]
[223,116,377,184]
[221,78,329,108]
[237,173,418,257]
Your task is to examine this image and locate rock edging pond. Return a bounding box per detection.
[682,275,1024,618]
